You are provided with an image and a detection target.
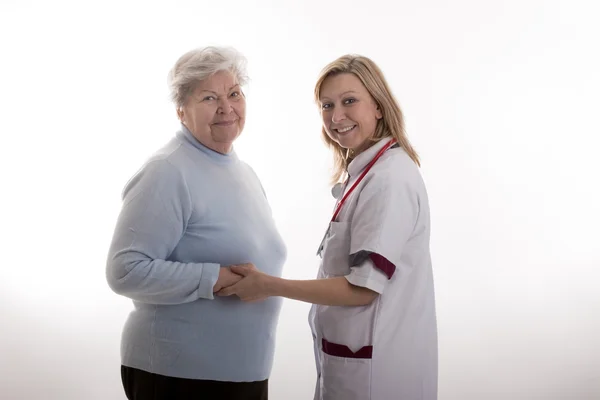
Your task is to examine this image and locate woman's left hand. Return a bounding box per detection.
[216,264,275,302]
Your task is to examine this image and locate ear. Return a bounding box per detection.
[375,106,383,120]
[177,108,184,122]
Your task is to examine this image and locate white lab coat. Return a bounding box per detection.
[309,139,438,400]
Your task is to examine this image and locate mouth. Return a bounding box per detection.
[213,120,237,126]
[333,125,356,135]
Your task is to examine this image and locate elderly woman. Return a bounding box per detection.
[105,46,286,400]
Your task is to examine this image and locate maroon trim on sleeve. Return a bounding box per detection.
[322,338,373,359]
[369,252,396,279]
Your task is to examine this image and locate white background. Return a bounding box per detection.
[1,0,599,399]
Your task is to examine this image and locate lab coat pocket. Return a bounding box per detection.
[321,221,351,276]
[319,338,372,400]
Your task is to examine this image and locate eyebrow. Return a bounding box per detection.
[320,90,358,101]
[198,84,240,95]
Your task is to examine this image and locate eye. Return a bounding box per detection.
[321,103,332,110]
[203,95,216,101]
[343,98,356,105]
[230,91,240,98]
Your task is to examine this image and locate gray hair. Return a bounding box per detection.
[167,46,249,109]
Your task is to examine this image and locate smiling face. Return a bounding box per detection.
[179,70,246,154]
[319,73,382,153]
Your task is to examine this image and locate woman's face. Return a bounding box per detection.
[318,73,382,153]
[180,70,246,154]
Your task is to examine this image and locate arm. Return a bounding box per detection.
[106,159,229,305]
[270,276,378,306]
[217,265,378,306]
[219,162,420,305]
[348,164,420,282]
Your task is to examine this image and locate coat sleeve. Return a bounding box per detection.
[105,159,220,304]
[345,258,389,294]
[346,170,420,291]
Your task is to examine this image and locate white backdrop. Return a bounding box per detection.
[1,0,599,399]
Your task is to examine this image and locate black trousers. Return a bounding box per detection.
[121,366,268,400]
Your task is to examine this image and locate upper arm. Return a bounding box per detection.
[109,159,192,273]
[348,168,420,281]
[105,157,223,304]
[345,257,389,294]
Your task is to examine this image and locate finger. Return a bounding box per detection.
[217,287,236,296]
[230,265,251,276]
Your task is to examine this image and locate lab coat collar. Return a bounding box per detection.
[347,137,394,179]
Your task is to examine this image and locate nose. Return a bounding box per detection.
[217,98,232,114]
[331,108,346,124]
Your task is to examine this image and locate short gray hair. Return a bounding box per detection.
[167,46,249,109]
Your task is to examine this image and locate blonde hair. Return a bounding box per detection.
[314,55,420,183]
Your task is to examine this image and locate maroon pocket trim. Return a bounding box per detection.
[322,338,373,359]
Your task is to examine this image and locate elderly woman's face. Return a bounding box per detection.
[180,70,246,154]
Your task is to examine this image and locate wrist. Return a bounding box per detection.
[267,275,285,297]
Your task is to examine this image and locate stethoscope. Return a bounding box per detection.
[316,138,398,256]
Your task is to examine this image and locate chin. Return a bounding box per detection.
[335,137,360,150]
[215,127,241,141]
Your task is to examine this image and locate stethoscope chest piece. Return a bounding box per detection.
[331,182,343,199]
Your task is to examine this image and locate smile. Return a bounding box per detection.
[335,125,356,134]
[214,120,237,126]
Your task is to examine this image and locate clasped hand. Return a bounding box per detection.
[212,263,273,302]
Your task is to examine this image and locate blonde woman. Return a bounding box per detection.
[219,55,438,400]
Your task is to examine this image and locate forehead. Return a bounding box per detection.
[320,73,367,99]
[195,70,238,92]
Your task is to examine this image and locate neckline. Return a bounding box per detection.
[176,123,239,165]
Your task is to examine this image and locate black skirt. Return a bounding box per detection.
[121,365,268,400]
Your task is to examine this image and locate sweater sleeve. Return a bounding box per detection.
[105,159,220,304]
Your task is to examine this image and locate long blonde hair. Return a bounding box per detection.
[314,55,420,183]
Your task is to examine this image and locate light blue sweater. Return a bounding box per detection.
[106,125,287,382]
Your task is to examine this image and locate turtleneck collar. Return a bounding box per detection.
[176,123,238,165]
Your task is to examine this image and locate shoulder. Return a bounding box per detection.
[140,138,188,177]
[151,137,197,171]
[123,159,182,194]
[128,136,185,175]
[351,148,427,232]
[363,147,424,192]
[121,145,188,200]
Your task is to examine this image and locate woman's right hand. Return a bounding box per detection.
[212,264,254,293]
